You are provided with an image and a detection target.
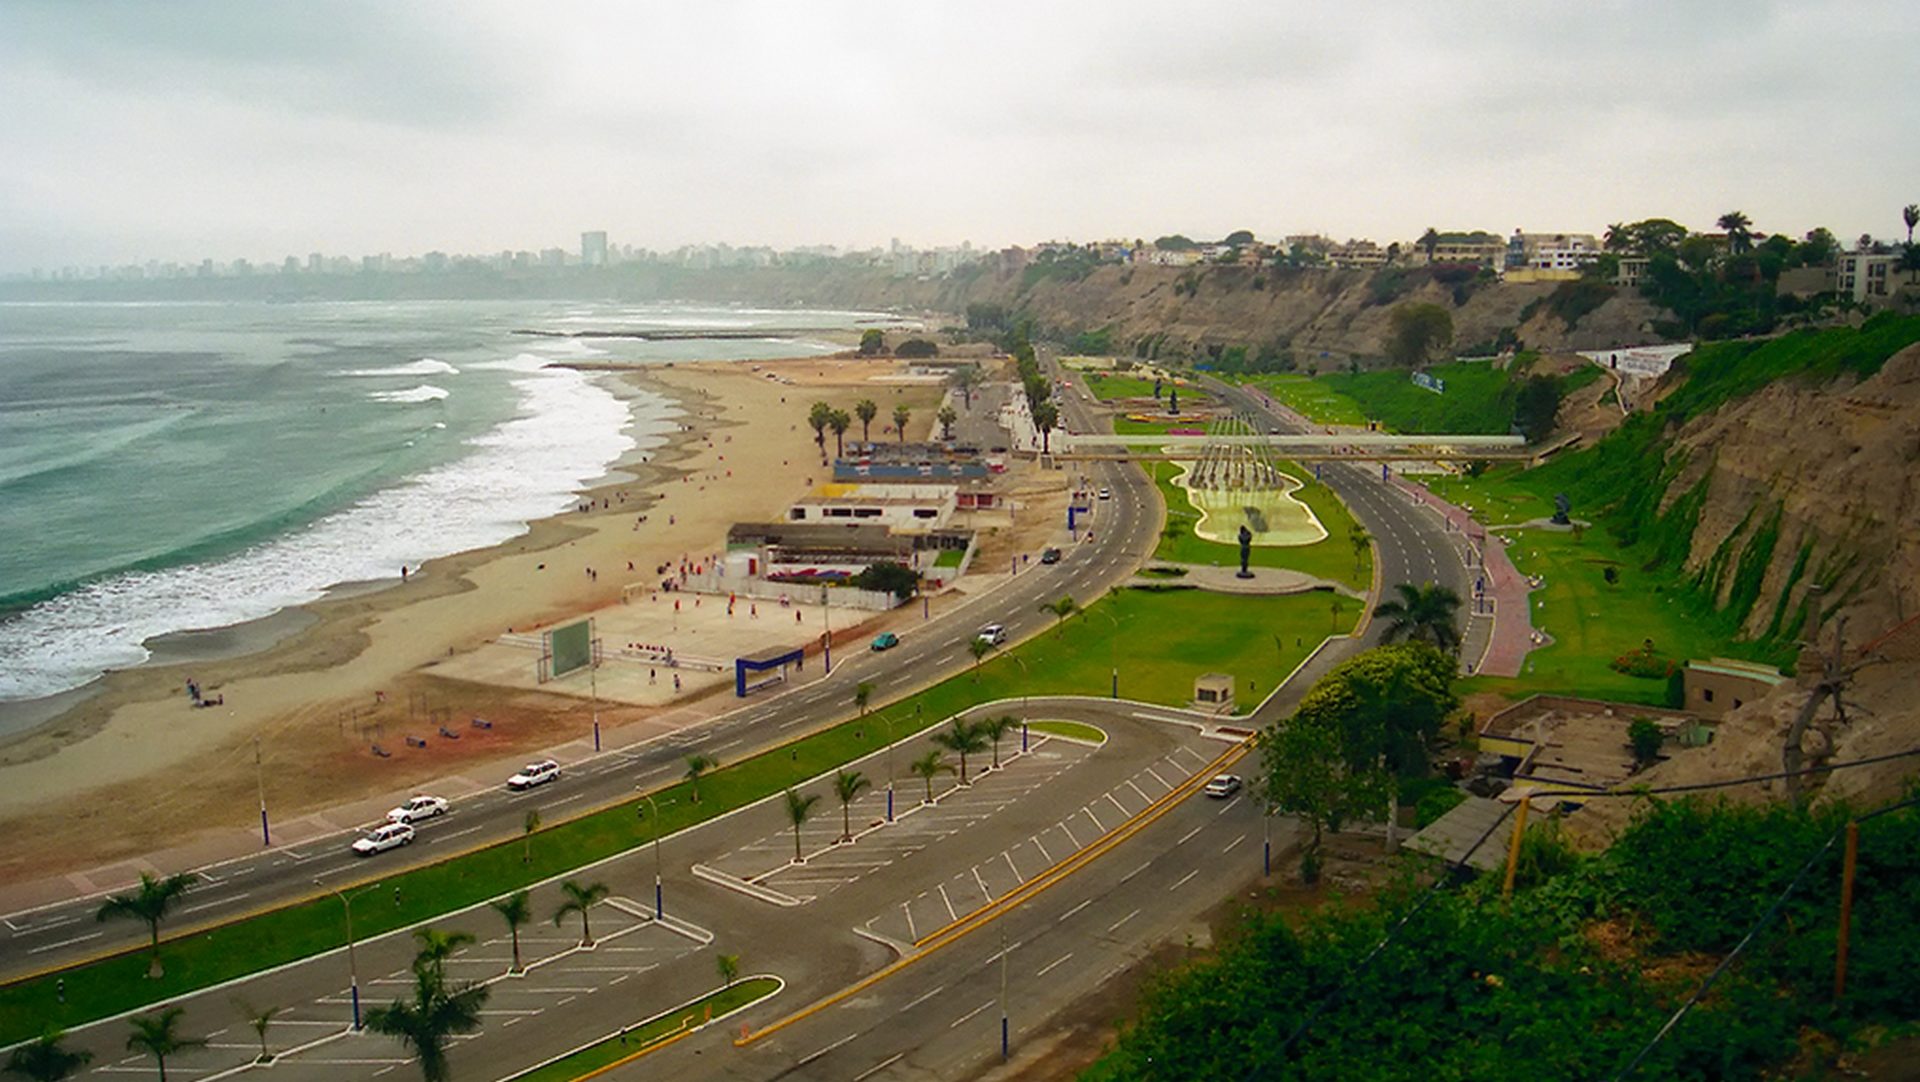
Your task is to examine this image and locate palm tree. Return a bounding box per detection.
[1603,222,1630,252]
[1904,204,1918,245]
[910,750,953,804]
[521,809,540,864]
[1033,401,1059,454]
[854,398,878,443]
[1042,594,1077,632]
[783,788,820,863]
[4,1029,91,1081]
[684,753,718,803]
[410,927,475,985]
[953,364,981,409]
[552,880,610,947]
[1371,581,1463,653]
[1349,526,1371,576]
[1418,227,1440,262]
[95,871,195,978]
[489,891,532,975]
[366,953,488,1082]
[937,405,958,440]
[967,636,992,672]
[891,404,911,443]
[125,1008,204,1082]
[1717,210,1753,253]
[979,714,1016,769]
[716,953,740,988]
[807,401,832,453]
[853,680,874,717]
[827,408,851,458]
[930,718,988,784]
[832,769,871,841]
[230,1000,282,1064]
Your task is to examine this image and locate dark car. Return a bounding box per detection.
[1040,547,1063,565]
[871,632,900,651]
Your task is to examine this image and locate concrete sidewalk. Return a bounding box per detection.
[1392,477,1537,678]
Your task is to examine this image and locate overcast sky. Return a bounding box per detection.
[2,1,1915,272]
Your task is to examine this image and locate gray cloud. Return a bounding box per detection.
[0,0,1914,272]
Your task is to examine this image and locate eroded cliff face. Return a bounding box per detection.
[1661,342,1920,642]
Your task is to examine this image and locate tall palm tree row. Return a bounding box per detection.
[827,409,851,457]
[891,404,911,443]
[95,871,195,978]
[489,890,532,975]
[783,788,820,862]
[930,718,989,783]
[552,880,610,947]
[807,401,832,453]
[910,749,954,804]
[1371,581,1464,654]
[683,753,718,803]
[6,1029,91,1081]
[832,768,871,841]
[1904,203,1918,245]
[125,1007,205,1082]
[979,715,1017,769]
[854,398,877,443]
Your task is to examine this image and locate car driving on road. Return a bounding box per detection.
[1040,547,1063,564]
[871,631,900,651]
[1098,487,1112,500]
[507,759,561,791]
[351,822,415,856]
[387,795,449,824]
[976,623,1007,646]
[1204,774,1243,798]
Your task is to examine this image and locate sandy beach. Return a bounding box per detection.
[0,353,981,886]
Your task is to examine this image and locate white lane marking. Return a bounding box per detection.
[438,825,485,841]
[799,1033,860,1066]
[1106,908,1140,934]
[27,931,102,954]
[1169,869,1200,892]
[1036,952,1074,978]
[950,1000,995,1029]
[903,983,946,1012]
[1222,833,1247,854]
[1177,825,1203,846]
[1058,897,1095,923]
[1120,860,1151,884]
[854,1053,906,1082]
[180,892,252,914]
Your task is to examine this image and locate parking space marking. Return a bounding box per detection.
[1003,851,1022,883]
[1126,779,1152,804]
[1083,805,1104,833]
[1145,766,1170,789]
[1106,792,1129,817]
[1031,834,1052,864]
[938,884,958,923]
[1059,820,1081,848]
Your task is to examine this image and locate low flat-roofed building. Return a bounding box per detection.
[1479,695,1700,800]
[789,482,957,532]
[1682,657,1787,720]
[835,441,990,482]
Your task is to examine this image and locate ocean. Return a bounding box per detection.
[0,299,882,707]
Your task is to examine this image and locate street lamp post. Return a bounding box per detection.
[1009,654,1031,752]
[1263,801,1273,877]
[821,586,832,673]
[883,713,897,823]
[637,795,664,919]
[999,920,1010,1061]
[590,639,601,753]
[254,735,270,848]
[329,882,384,1030]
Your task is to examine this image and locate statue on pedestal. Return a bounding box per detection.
[1237,524,1255,579]
[1551,492,1572,526]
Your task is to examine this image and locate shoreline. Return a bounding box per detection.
[0,350,956,884]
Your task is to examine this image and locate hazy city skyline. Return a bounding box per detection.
[2,1,1915,275]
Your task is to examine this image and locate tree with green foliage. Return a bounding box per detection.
[851,560,918,600]
[826,408,851,457]
[1386,303,1453,367]
[1372,582,1463,653]
[489,890,532,975]
[125,1008,205,1082]
[1418,227,1440,261]
[1033,400,1059,453]
[1041,594,1077,632]
[1603,222,1630,252]
[410,927,474,984]
[1905,204,1918,245]
[232,1000,283,1064]
[910,749,953,803]
[853,680,874,717]
[521,808,540,864]
[1628,718,1664,769]
[979,714,1017,769]
[858,329,885,356]
[1223,229,1255,246]
[716,953,740,988]
[1261,708,1361,880]
[1512,374,1564,443]
[366,939,488,1082]
[782,788,820,862]
[1717,210,1754,253]
[895,338,939,358]
[95,872,195,978]
[937,404,957,440]
[853,398,877,442]
[967,635,992,672]
[1349,526,1371,576]
[953,364,982,409]
[684,752,717,802]
[832,768,871,841]
[930,718,988,783]
[891,404,910,443]
[4,1030,91,1081]
[1154,234,1197,251]
[806,400,832,453]
[551,880,610,947]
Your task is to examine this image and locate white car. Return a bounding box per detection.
[351,822,415,856]
[976,624,1007,646]
[1203,774,1243,799]
[1098,487,1112,500]
[507,759,561,791]
[387,795,449,824]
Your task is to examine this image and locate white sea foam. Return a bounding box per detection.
[368,384,451,404]
[0,364,649,701]
[343,358,461,378]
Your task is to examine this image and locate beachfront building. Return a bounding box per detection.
[1505,230,1604,273]
[1422,231,1506,268]
[723,521,974,588]
[788,483,958,533]
[834,441,993,482]
[1327,240,1389,269]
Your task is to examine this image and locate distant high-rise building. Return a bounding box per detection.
[581,231,608,267]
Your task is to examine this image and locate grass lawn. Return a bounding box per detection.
[1084,372,1206,403]
[1028,720,1107,745]
[511,977,779,1082]
[933,549,965,568]
[1461,528,1780,706]
[1232,374,1370,426]
[1149,461,1371,591]
[1318,361,1517,434]
[1413,465,1554,528]
[0,588,1340,1042]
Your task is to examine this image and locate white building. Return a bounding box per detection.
[787,483,957,533]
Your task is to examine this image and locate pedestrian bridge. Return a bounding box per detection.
[1053,432,1530,462]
